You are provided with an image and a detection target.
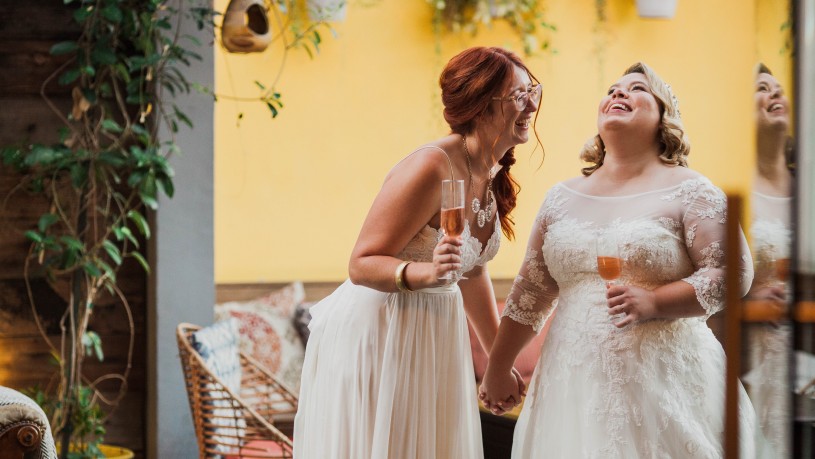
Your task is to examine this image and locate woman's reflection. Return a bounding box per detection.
[744,62,794,457]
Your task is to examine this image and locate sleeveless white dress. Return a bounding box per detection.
[293,216,501,459]
[502,177,769,458]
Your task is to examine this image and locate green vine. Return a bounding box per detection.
[1,1,216,456]
[428,0,556,56]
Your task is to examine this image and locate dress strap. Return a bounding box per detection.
[407,145,455,181]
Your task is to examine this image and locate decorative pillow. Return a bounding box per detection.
[191,318,245,450]
[292,301,315,346]
[469,301,553,384]
[191,318,242,392]
[215,282,306,391]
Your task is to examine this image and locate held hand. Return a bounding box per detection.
[432,236,462,282]
[606,283,657,328]
[511,367,527,399]
[479,367,522,416]
[749,285,787,304]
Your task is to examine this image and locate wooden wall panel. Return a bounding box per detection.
[0,1,147,457]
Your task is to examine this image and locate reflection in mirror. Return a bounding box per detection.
[743,63,794,458]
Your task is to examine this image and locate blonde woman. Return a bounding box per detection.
[481,63,767,457]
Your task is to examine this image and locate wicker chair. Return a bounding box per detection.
[177,323,298,458]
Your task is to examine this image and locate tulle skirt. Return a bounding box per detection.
[293,280,483,459]
[511,299,770,459]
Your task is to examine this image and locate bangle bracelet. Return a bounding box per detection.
[395,261,413,292]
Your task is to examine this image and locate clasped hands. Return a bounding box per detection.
[478,367,526,416]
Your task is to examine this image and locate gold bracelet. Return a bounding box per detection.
[395,261,413,292]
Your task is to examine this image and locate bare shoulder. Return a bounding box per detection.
[386,145,452,184]
[560,175,591,192]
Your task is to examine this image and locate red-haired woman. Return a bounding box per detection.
[294,46,542,459]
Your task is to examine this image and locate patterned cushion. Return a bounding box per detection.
[191,318,245,450]
[215,282,306,391]
[292,301,315,345]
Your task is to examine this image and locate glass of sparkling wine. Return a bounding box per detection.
[596,231,623,321]
[440,179,465,280]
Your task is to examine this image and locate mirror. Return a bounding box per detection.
[741,0,795,456]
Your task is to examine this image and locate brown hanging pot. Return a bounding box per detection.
[221,0,271,53]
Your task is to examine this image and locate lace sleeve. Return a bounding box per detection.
[501,192,560,333]
[678,180,754,319]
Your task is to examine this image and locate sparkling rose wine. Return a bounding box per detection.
[597,256,622,281]
[441,206,465,237]
[775,258,790,282]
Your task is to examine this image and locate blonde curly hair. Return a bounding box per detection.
[580,62,690,176]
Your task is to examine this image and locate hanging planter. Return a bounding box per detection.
[307,0,347,22]
[222,0,272,53]
[636,0,678,19]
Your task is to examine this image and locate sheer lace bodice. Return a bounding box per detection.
[397,218,502,274]
[503,177,754,332]
[750,191,792,291]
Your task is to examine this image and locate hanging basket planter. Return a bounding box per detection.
[636,0,678,19]
[221,0,272,53]
[307,0,347,22]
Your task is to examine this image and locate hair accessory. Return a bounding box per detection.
[663,83,681,118]
[395,261,413,292]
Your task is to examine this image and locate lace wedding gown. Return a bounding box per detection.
[743,191,792,457]
[503,177,765,458]
[294,219,501,459]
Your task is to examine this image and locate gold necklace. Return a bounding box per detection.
[462,135,494,228]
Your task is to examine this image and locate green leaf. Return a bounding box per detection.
[91,46,117,66]
[120,227,138,247]
[127,210,151,239]
[102,240,122,265]
[101,4,123,23]
[101,119,123,133]
[60,236,84,252]
[131,251,150,273]
[25,230,43,243]
[38,214,59,232]
[157,176,175,198]
[82,262,102,278]
[82,331,104,362]
[58,68,81,85]
[50,41,78,55]
[73,5,93,23]
[70,163,88,188]
[140,194,158,210]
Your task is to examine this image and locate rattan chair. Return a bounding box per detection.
[177,323,298,458]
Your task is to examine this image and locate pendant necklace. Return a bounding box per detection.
[462,135,494,228]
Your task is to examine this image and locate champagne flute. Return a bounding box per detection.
[440,179,465,280]
[596,231,623,322]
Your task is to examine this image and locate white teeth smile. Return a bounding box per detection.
[515,119,530,128]
[610,103,631,112]
[768,103,783,112]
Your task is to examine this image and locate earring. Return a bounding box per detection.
[221,0,271,53]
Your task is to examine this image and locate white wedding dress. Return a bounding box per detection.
[503,177,767,458]
[293,218,501,459]
[743,190,792,457]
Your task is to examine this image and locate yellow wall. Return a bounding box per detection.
[215,0,781,283]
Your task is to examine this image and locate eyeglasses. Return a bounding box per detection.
[492,84,542,111]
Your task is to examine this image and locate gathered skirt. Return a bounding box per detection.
[293,280,483,459]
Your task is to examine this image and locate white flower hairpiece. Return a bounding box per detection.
[664,83,681,118]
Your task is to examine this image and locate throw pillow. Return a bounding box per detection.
[215,282,306,391]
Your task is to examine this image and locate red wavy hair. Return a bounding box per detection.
[439,46,541,240]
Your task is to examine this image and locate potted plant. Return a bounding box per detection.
[427,0,556,56]
[1,0,217,457]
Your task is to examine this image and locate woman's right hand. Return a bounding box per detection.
[432,235,462,283]
[479,365,522,416]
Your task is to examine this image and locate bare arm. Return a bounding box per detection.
[459,265,499,352]
[348,148,461,292]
